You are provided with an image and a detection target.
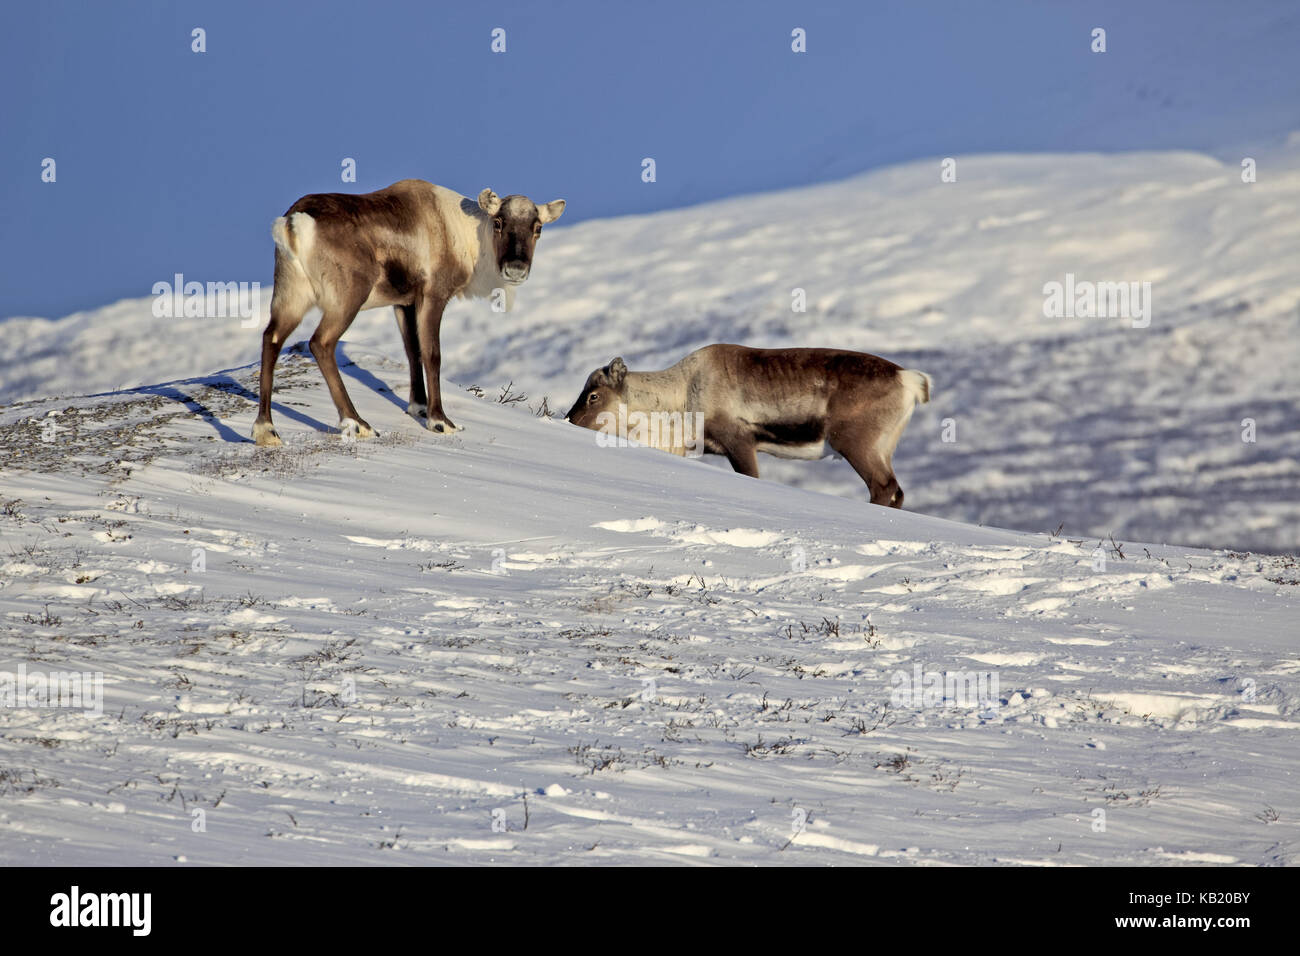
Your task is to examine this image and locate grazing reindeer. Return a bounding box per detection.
[565,345,932,507]
[253,180,565,445]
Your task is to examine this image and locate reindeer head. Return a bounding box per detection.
[565,357,627,430]
[477,189,565,285]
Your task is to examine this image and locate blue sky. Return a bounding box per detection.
[2,0,1297,317]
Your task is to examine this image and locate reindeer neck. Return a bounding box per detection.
[624,367,689,414]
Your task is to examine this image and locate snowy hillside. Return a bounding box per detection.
[4,146,1299,553]
[3,141,1299,866]
[1,347,1297,865]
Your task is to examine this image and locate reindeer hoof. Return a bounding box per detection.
[252,421,282,447]
[339,418,378,441]
[427,417,461,434]
[407,402,428,419]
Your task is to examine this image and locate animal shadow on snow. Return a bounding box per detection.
[140,373,330,443]
[337,343,408,414]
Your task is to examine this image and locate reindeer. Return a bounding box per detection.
[253,180,565,445]
[565,345,932,507]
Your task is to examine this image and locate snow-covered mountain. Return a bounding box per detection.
[5,145,1299,553]
[1,146,1297,865]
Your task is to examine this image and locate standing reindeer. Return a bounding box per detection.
[253,179,565,445]
[565,345,932,507]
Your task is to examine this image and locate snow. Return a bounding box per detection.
[0,331,1297,864]
[5,147,1299,553]
[1,143,1298,865]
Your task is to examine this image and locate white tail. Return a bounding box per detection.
[270,212,315,262]
[899,369,932,407]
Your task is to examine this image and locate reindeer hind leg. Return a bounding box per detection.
[830,429,897,506]
[253,255,313,445]
[311,294,375,439]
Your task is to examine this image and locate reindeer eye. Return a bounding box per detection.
[587,392,600,406]
[493,218,503,232]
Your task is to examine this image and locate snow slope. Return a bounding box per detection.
[0,347,1297,865]
[4,146,1299,553]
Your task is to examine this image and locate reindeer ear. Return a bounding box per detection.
[477,188,501,215]
[538,199,566,224]
[607,357,627,387]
